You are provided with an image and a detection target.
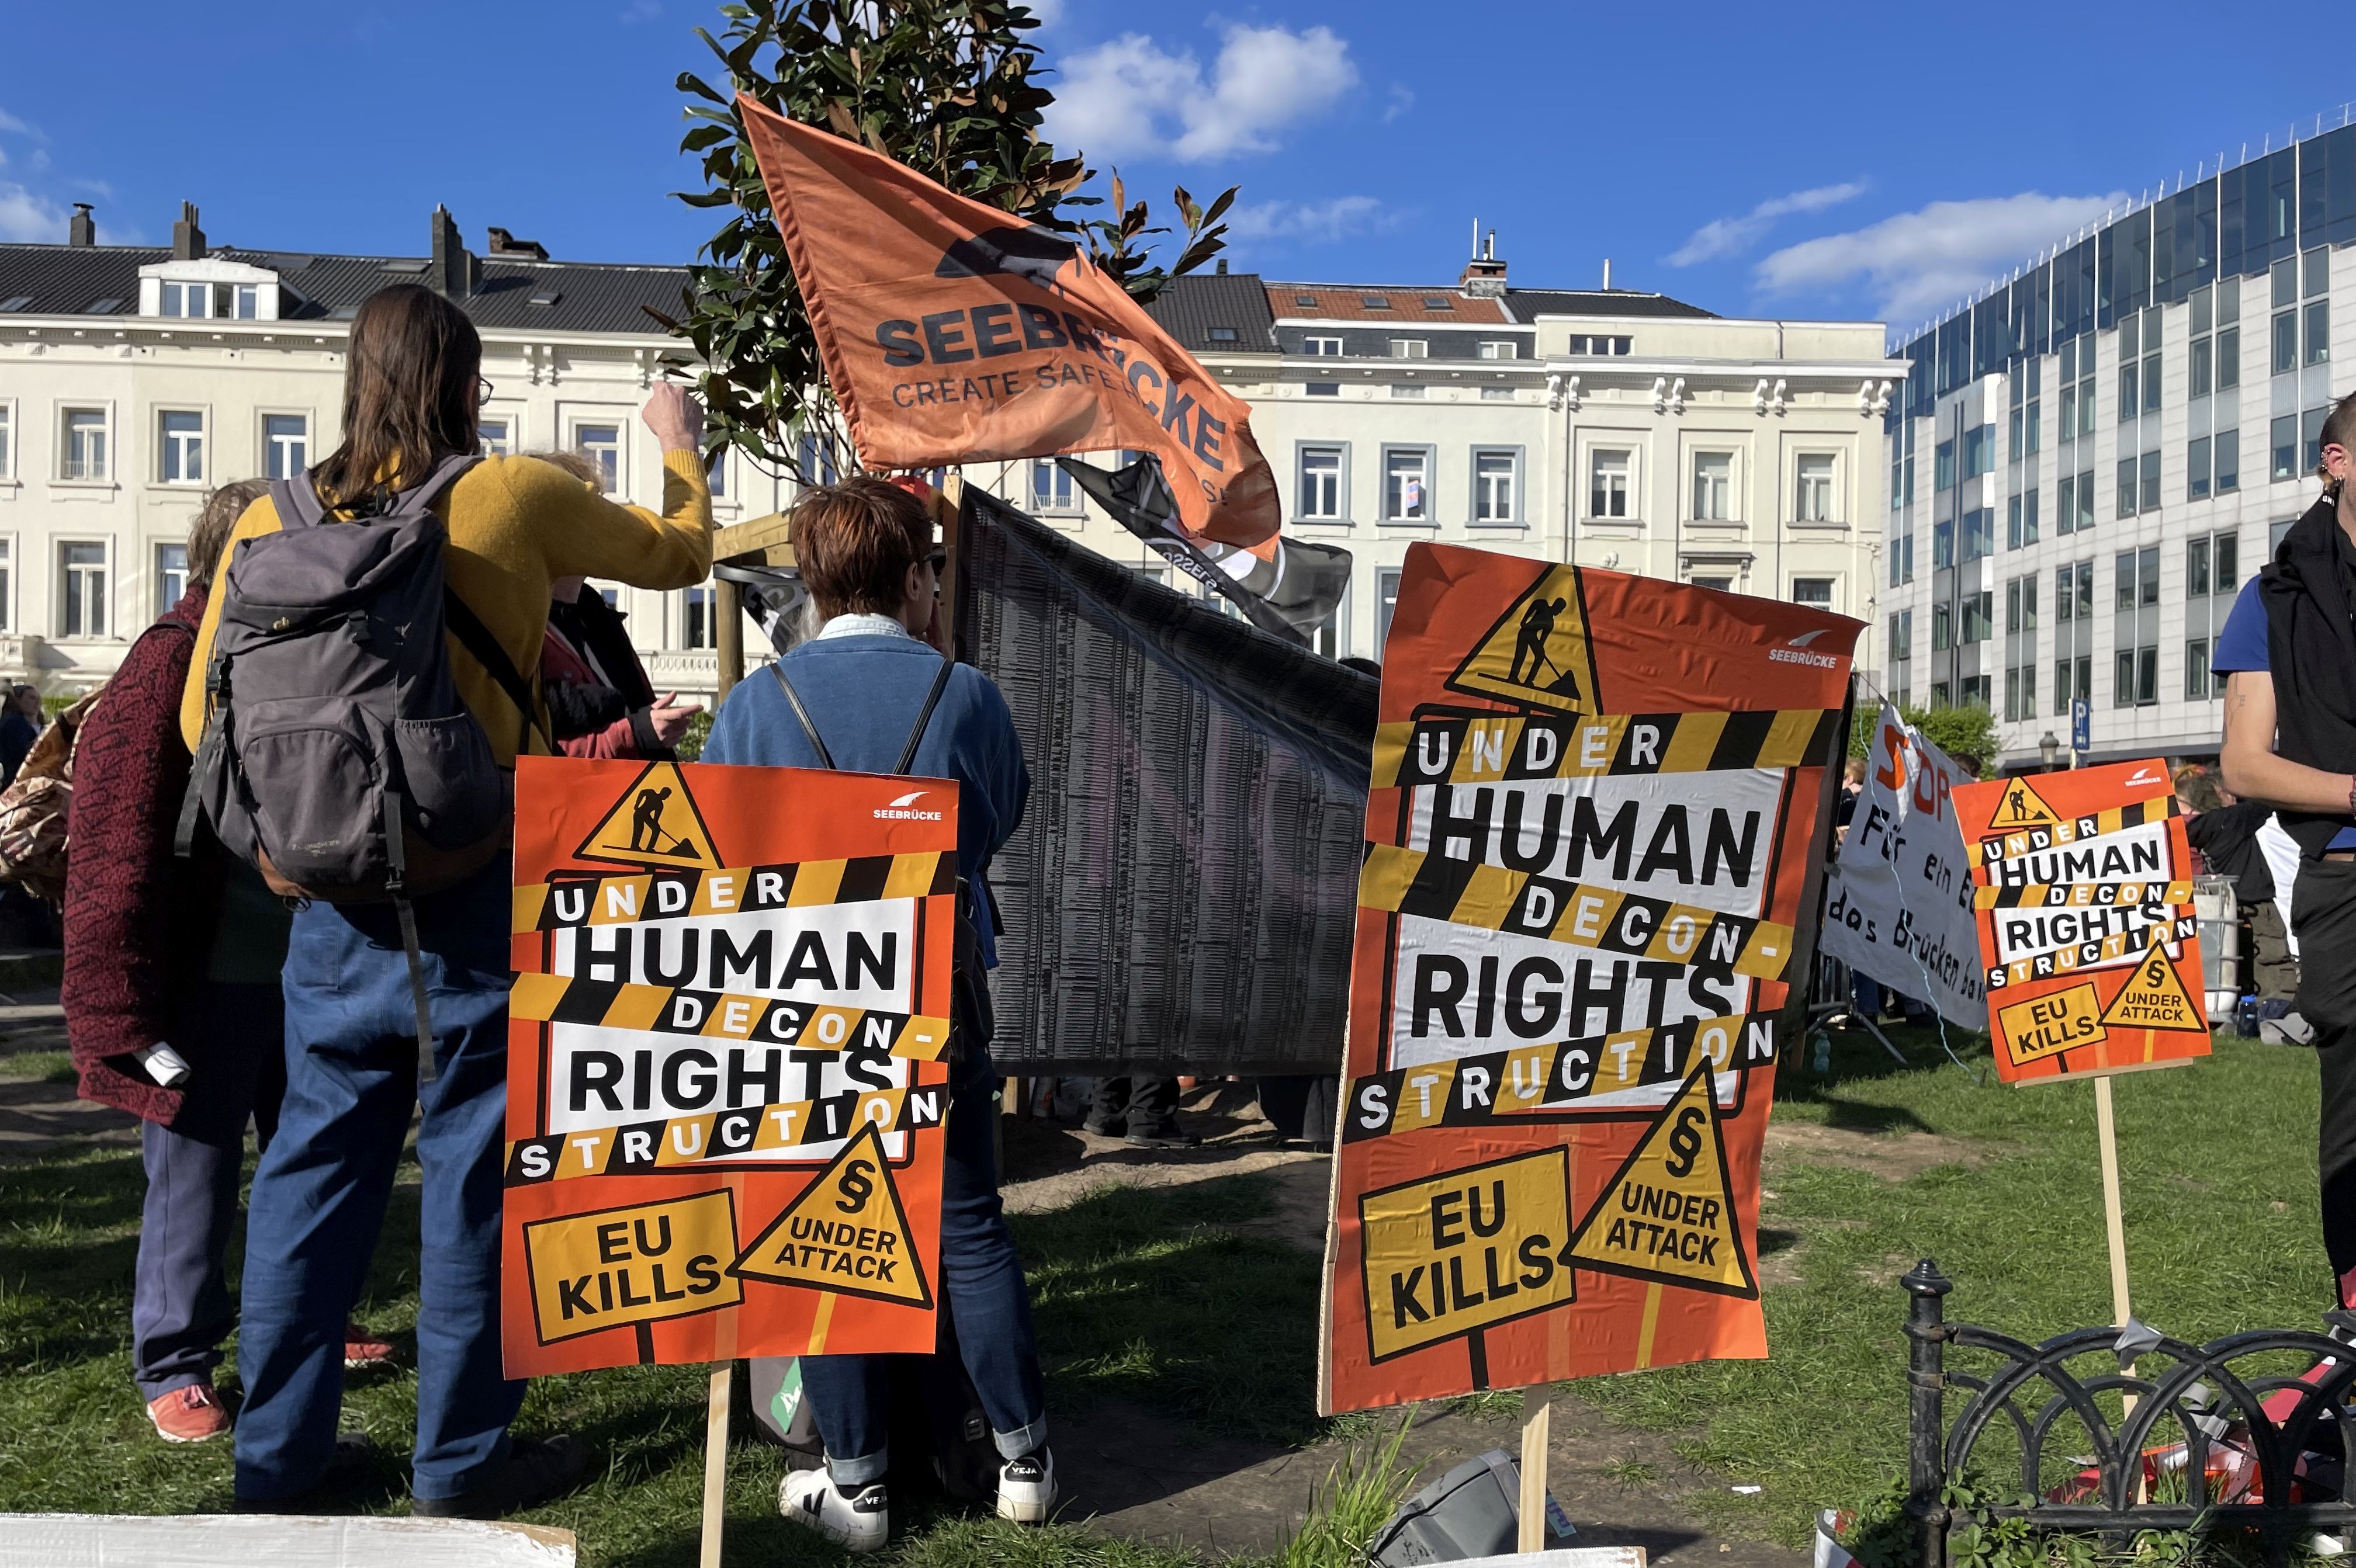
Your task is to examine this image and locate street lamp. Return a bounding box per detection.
[2038,731,2060,770]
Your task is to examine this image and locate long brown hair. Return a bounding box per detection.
[312,285,481,511]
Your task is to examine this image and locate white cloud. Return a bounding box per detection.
[1017,0,1061,26]
[0,108,35,139]
[1756,190,2128,321]
[1045,23,1357,164]
[1382,85,1413,124]
[1227,195,1390,244]
[617,0,661,20]
[1668,181,1866,267]
[0,183,63,244]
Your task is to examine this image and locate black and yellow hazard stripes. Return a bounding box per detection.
[1340,1012,1782,1142]
[1983,912,2198,991]
[1373,706,1842,790]
[512,852,957,934]
[505,1084,948,1185]
[1969,795,2178,867]
[1973,879,2192,910]
[1357,843,1796,982]
[508,972,951,1061]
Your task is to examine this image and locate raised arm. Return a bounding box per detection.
[2220,668,2355,814]
[515,384,716,592]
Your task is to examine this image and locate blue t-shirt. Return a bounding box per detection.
[2211,577,2356,849]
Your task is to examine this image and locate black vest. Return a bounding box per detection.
[2260,492,2356,856]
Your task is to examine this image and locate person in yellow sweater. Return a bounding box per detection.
[193,285,713,1518]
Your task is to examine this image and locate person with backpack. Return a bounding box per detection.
[64,479,396,1446]
[175,284,714,1516]
[700,477,1051,1552]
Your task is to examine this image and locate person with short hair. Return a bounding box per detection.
[0,683,41,787]
[701,476,1050,1552]
[2218,387,2356,1305]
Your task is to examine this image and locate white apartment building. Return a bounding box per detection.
[1880,120,2356,768]
[0,202,1899,697]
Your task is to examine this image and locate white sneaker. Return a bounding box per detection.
[779,1466,889,1553]
[997,1446,1056,1524]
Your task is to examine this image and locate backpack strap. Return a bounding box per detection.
[443,591,552,754]
[893,658,955,776]
[767,663,838,771]
[271,451,480,531]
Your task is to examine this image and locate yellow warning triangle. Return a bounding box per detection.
[728,1123,933,1308]
[2097,942,2206,1033]
[1984,774,2062,831]
[1444,564,1599,716]
[575,761,718,869]
[1564,1063,1756,1299]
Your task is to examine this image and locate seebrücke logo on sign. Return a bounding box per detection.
[1444,564,1601,716]
[874,790,945,823]
[576,761,719,869]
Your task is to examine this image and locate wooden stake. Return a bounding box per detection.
[2092,1075,2134,1335]
[1517,1384,1553,1552]
[699,1364,732,1568]
[714,578,743,700]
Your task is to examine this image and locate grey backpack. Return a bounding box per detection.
[179,452,524,908]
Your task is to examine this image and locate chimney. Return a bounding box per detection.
[68,204,95,247]
[1215,258,1228,274]
[428,204,479,299]
[1602,258,1612,291]
[172,201,206,261]
[485,226,549,261]
[1459,226,1507,297]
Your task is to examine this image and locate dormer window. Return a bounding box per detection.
[160,282,206,318]
[139,258,280,321]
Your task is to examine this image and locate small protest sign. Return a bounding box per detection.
[1818,703,1984,1028]
[500,757,957,1376]
[1952,758,2209,1083]
[1319,543,1856,1414]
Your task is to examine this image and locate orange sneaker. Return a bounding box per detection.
[344,1322,396,1368]
[147,1382,230,1444]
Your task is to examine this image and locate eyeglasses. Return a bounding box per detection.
[477,376,494,405]
[925,549,947,573]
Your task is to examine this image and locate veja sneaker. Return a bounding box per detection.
[344,1322,396,1368]
[147,1382,231,1443]
[779,1468,889,1553]
[997,1446,1056,1524]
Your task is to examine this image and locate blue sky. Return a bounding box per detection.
[0,0,2334,335]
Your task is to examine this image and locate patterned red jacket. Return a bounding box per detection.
[62,588,220,1125]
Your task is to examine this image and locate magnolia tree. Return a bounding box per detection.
[660,0,1237,483]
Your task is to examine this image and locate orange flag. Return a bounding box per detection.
[737,96,1279,549]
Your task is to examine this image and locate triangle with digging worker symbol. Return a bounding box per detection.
[729,1123,933,1309]
[1984,774,2063,832]
[2097,942,2206,1033]
[1444,564,1600,716]
[576,761,718,869]
[1564,1061,1756,1299]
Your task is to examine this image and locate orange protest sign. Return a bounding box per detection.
[737,98,1278,551]
[1319,542,1858,1415]
[1951,758,2211,1084]
[500,757,958,1376]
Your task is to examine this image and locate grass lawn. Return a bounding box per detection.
[0,1024,2329,1562]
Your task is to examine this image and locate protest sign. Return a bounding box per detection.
[736,98,1278,550]
[1952,759,2208,1084]
[500,757,957,1378]
[1820,703,1986,1028]
[958,486,1374,1074]
[1319,543,1856,1416]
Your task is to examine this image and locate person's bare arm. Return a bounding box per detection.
[2220,669,2356,813]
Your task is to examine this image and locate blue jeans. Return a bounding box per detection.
[133,980,286,1400]
[803,1048,1047,1484]
[233,861,522,1503]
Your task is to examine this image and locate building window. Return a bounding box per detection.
[2308,300,2333,367]
[574,424,622,492]
[1961,589,1993,644]
[1389,384,1426,400]
[2006,573,2039,634]
[2005,664,2039,722]
[704,447,727,499]
[683,586,716,649]
[61,407,108,481]
[1388,339,1428,359]
[1934,438,1956,491]
[231,283,259,320]
[2057,473,2075,536]
[1793,577,1834,610]
[1690,452,1732,520]
[2275,307,2299,375]
[2114,646,2158,708]
[1932,603,1952,652]
[2188,435,2212,501]
[1934,518,1953,569]
[2187,639,2213,700]
[1298,446,1343,520]
[154,541,189,617]
[796,434,840,488]
[480,418,512,457]
[2053,654,2091,716]
[1473,450,1517,523]
[1961,507,1994,564]
[157,410,205,485]
[1302,336,1342,356]
[0,539,13,632]
[2217,429,2240,493]
[2007,489,2041,550]
[2273,415,2300,481]
[1961,424,1995,480]
[1377,567,1402,648]
[0,404,11,479]
[58,541,105,639]
[1794,454,1835,522]
[2140,449,2160,513]
[264,413,307,480]
[1567,335,1633,355]
[1028,459,1076,514]
[2185,532,2237,598]
[1383,448,1430,521]
[1207,327,1239,343]
[1305,381,1340,397]
[1476,341,1517,360]
[1590,450,1631,519]
[1479,385,1515,401]
[158,280,207,318]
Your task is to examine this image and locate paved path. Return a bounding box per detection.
[0,970,137,1158]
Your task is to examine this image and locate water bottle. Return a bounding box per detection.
[1811,1034,1832,1074]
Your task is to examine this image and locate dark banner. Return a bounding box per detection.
[957,485,1376,1075]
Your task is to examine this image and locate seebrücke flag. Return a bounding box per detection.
[1319,542,1859,1416]
[737,96,1279,550]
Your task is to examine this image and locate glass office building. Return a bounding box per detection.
[1882,122,2356,765]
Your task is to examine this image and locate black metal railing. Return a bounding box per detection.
[1903,1259,2356,1566]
